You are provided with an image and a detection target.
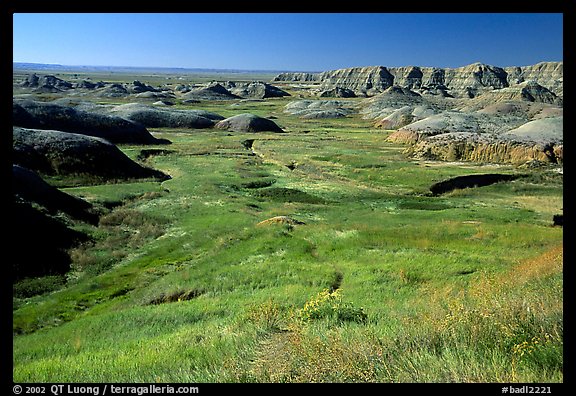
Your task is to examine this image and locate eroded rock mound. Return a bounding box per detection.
[226,81,290,99]
[12,199,87,279]
[182,82,241,101]
[13,99,168,144]
[96,83,130,97]
[285,100,356,119]
[215,113,284,133]
[502,116,563,144]
[13,127,171,181]
[12,166,94,280]
[390,102,563,165]
[406,132,562,165]
[107,103,223,129]
[20,73,72,92]
[13,164,98,224]
[319,87,356,98]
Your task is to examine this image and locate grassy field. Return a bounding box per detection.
[12,85,563,382]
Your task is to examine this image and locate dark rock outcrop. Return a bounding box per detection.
[107,103,223,129]
[13,99,168,144]
[20,73,73,91]
[13,165,98,224]
[284,100,356,119]
[12,199,88,279]
[96,83,130,97]
[127,80,159,94]
[226,81,290,99]
[319,87,356,98]
[13,127,171,181]
[182,82,240,101]
[272,72,319,82]
[214,113,284,133]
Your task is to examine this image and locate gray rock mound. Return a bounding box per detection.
[72,80,102,89]
[135,91,175,100]
[182,82,241,101]
[226,81,290,99]
[374,105,436,129]
[107,103,224,129]
[398,111,482,136]
[20,73,72,91]
[13,99,168,144]
[475,101,563,120]
[502,116,563,144]
[477,81,562,105]
[127,80,159,94]
[13,127,171,181]
[284,100,356,119]
[95,83,130,97]
[214,113,284,133]
[360,86,428,120]
[319,87,356,98]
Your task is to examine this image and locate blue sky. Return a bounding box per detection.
[12,13,563,71]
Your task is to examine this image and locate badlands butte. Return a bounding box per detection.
[275,61,563,165]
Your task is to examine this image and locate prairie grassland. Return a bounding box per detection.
[12,94,563,382]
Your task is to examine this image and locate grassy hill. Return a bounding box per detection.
[12,90,563,382]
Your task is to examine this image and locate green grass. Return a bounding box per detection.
[13,89,563,383]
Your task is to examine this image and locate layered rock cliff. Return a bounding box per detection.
[275,62,564,166]
[273,62,563,99]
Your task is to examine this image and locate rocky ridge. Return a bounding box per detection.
[273,62,563,99]
[273,62,563,165]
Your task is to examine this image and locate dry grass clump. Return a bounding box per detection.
[256,216,305,227]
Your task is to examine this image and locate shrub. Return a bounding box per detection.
[299,289,367,324]
[247,299,284,332]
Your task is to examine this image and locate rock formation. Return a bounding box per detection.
[214,113,284,133]
[272,72,319,82]
[225,81,290,99]
[13,127,171,180]
[261,61,562,166]
[182,82,241,101]
[272,61,563,100]
[20,73,73,91]
[401,130,562,165]
[13,164,98,224]
[12,198,87,279]
[13,99,168,144]
[12,165,94,279]
[284,100,356,119]
[319,87,356,98]
[105,103,224,129]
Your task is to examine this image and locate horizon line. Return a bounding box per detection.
[13,60,563,75]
